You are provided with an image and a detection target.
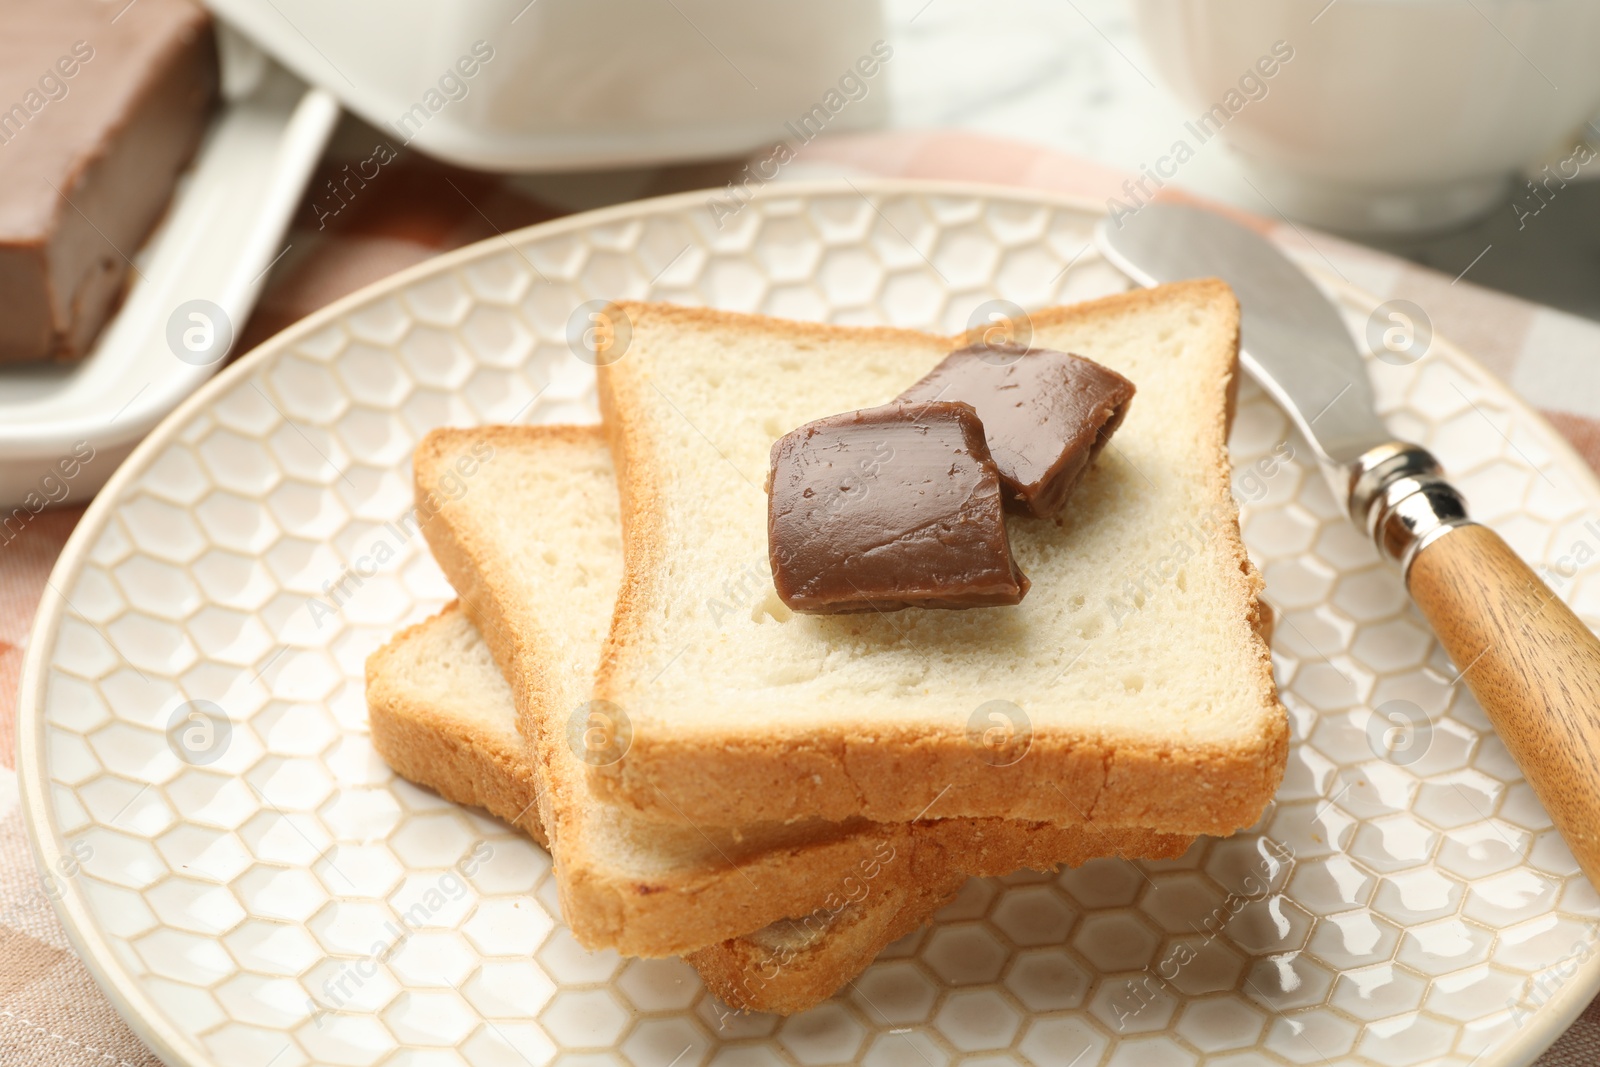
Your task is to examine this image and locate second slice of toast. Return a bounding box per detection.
[409,424,1193,958]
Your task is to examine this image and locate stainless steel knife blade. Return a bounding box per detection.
[1096,203,1390,471]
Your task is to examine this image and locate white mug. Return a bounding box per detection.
[1131,0,1600,233]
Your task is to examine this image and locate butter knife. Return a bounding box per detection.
[1098,203,1600,885]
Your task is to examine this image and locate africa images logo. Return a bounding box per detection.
[567,700,632,767]
[967,700,1032,767]
[166,700,232,766]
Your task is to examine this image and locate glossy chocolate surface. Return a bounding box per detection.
[898,343,1135,518]
[767,401,1029,614]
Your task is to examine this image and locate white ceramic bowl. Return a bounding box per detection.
[1132,0,1600,233]
[203,0,888,170]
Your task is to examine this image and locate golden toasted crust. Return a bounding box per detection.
[686,871,970,1017]
[365,607,1194,1013]
[690,819,1194,1016]
[592,282,1288,833]
[366,607,547,848]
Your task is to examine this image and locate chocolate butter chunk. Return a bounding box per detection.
[767,401,1030,614]
[898,344,1136,519]
[0,0,219,364]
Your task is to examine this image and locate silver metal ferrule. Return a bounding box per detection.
[1344,442,1473,577]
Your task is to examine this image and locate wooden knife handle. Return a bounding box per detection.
[1408,522,1600,885]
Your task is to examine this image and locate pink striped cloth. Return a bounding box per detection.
[3,128,1599,1065]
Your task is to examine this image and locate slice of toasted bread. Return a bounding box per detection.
[593,282,1286,831]
[408,425,1192,958]
[367,603,1191,1013]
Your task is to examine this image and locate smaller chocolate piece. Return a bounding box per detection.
[898,344,1136,519]
[767,401,1029,614]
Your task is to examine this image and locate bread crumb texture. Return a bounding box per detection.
[594,282,1287,832]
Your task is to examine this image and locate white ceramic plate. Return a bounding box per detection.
[0,46,338,510]
[17,181,1600,1067]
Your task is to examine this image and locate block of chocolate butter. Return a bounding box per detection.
[767,401,1029,614]
[898,343,1136,519]
[0,0,217,364]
